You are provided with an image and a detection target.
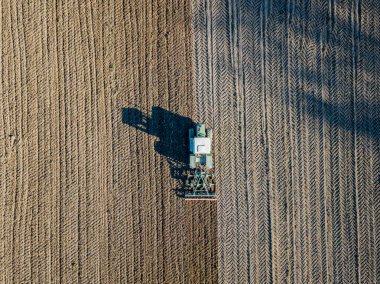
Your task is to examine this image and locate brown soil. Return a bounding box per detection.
[0,1,217,283]
[191,0,380,283]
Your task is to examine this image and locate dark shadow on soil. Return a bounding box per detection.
[122,106,193,164]
[193,0,379,142]
[122,107,193,191]
[300,93,380,142]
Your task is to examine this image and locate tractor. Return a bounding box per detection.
[182,123,216,200]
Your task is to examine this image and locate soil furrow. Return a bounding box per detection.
[1,0,378,282]
[240,0,272,283]
[356,0,379,283]
[210,0,241,282]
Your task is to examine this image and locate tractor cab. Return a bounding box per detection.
[181,123,216,201]
[189,123,213,170]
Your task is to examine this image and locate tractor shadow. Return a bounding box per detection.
[122,106,192,194]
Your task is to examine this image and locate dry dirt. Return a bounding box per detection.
[191,0,379,283]
[1,0,379,283]
[0,1,217,283]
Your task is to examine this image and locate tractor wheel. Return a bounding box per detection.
[205,154,213,170]
[189,154,196,169]
[189,128,194,139]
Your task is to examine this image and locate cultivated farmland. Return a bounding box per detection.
[0,0,379,283]
[0,1,217,283]
[191,0,379,283]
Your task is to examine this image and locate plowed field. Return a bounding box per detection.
[190,0,379,283]
[0,1,217,283]
[1,0,379,283]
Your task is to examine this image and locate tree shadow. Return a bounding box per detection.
[122,106,193,192]
[300,92,379,142]
[192,0,379,142]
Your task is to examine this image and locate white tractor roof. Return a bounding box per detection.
[190,137,211,154]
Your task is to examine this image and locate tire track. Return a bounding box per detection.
[356,0,379,283]
[1,8,15,272]
[321,25,337,284]
[240,0,272,283]
[310,1,329,283]
[299,2,313,282]
[73,1,90,281]
[18,2,32,280]
[231,1,250,283]
[109,0,130,281]
[0,0,5,279]
[2,1,19,281]
[301,2,316,283]
[191,0,212,124]
[155,1,170,281]
[127,2,144,281]
[83,1,104,281]
[119,0,138,281]
[36,1,51,281]
[373,3,380,281]
[42,1,60,282]
[191,2,219,283]
[138,1,158,282]
[25,1,44,281]
[265,3,290,282]
[6,0,26,281]
[298,1,329,282]
[326,26,344,284]
[94,1,113,281]
[209,0,239,282]
[334,2,358,283]
[59,1,80,281]
[8,1,20,281]
[288,3,303,283]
